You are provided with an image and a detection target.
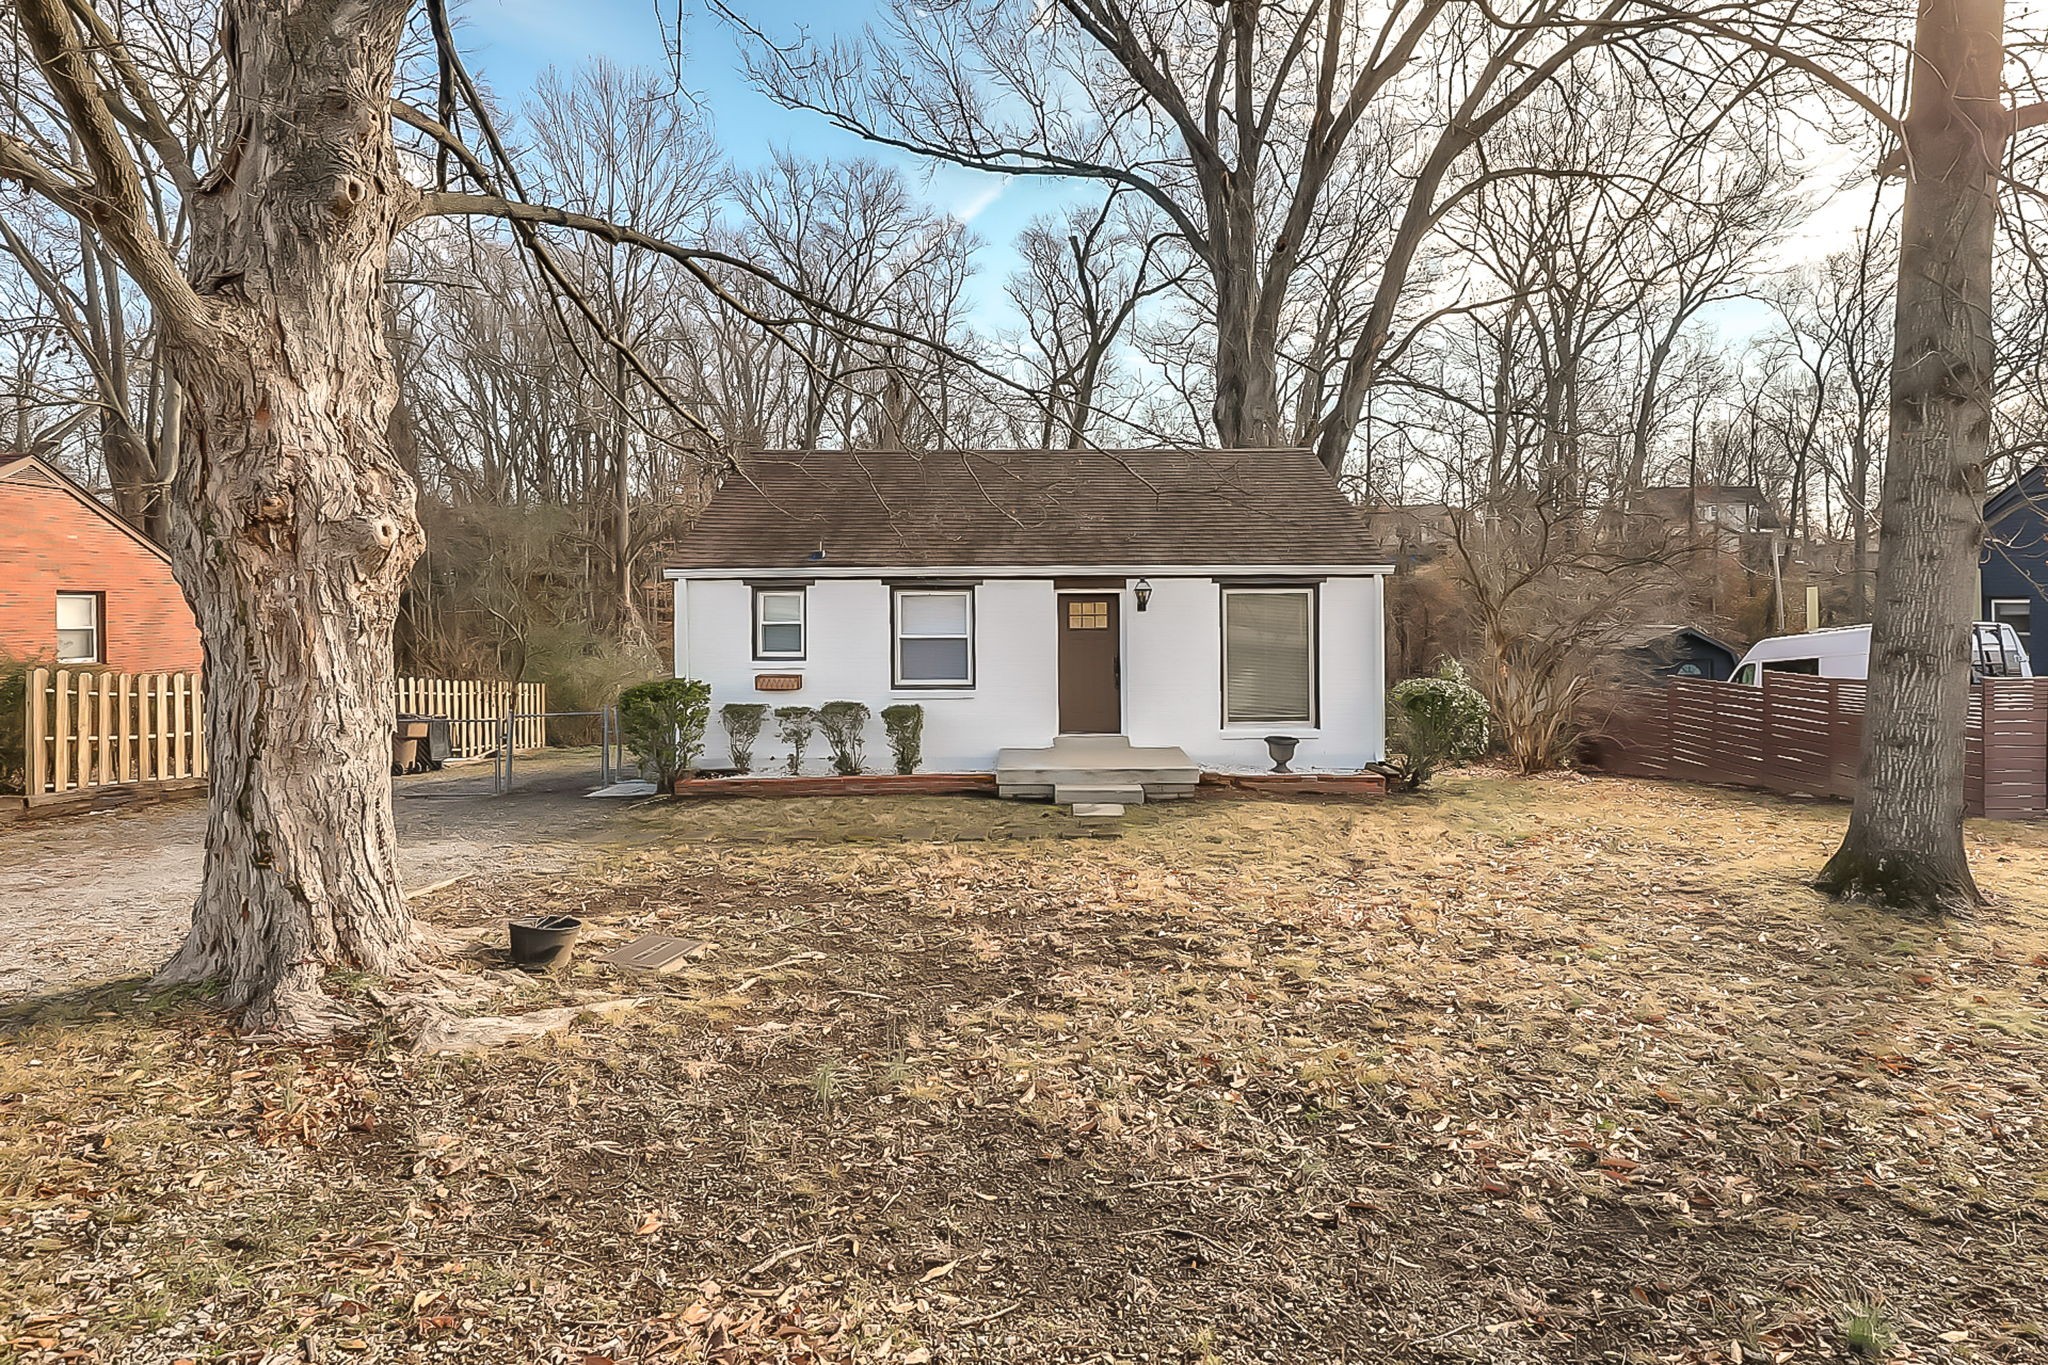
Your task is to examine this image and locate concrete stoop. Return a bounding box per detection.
[996,736,1199,810]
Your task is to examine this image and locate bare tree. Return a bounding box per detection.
[0,0,962,1032]
[728,0,1715,474]
[1814,0,2014,911]
[1003,194,1180,448]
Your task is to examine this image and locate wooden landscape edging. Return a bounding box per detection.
[1197,771,1389,797]
[671,771,1389,799]
[1580,673,2048,820]
[674,773,1000,798]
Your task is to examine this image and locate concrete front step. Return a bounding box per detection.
[1054,784,1146,807]
[996,735,1198,803]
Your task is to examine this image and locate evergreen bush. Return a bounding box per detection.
[719,703,770,773]
[617,678,711,790]
[774,706,817,775]
[880,703,924,775]
[817,701,872,776]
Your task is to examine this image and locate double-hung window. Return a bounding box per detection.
[1222,587,1316,726]
[893,588,974,687]
[56,592,102,665]
[1990,599,2034,669]
[753,588,805,660]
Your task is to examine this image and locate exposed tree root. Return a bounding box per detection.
[396,995,645,1055]
[153,915,622,1044]
[1814,845,1983,916]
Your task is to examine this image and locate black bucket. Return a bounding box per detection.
[509,914,582,971]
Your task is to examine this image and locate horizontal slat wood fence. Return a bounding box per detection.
[19,669,546,805]
[1581,673,2048,820]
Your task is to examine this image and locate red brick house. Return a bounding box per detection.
[0,453,203,674]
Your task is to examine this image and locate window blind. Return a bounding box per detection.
[1224,590,1313,724]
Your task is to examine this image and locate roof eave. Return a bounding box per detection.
[664,560,1395,580]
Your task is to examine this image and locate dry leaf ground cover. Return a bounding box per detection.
[4,771,2047,1364]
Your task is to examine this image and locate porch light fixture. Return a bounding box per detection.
[1133,578,1153,612]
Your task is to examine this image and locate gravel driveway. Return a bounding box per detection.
[0,749,656,1002]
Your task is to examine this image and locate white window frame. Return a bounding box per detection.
[752,587,806,661]
[1221,586,1317,728]
[892,587,975,689]
[55,591,102,665]
[1990,597,2035,662]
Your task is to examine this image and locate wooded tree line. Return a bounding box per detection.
[4,0,2044,1027]
[11,3,2047,680]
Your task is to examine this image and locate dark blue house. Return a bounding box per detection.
[1983,466,2045,669]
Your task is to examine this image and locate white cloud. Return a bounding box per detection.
[952,181,1007,224]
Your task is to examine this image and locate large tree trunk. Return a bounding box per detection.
[1816,0,2001,912]
[154,0,426,1032]
[1211,253,1284,449]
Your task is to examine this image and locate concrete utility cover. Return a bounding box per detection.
[587,780,659,799]
[600,933,709,973]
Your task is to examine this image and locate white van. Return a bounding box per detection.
[1732,622,2033,685]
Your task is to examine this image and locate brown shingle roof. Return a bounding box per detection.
[670,448,1385,571]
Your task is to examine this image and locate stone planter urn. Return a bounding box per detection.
[1264,735,1301,774]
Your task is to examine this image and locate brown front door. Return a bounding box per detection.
[1058,594,1121,733]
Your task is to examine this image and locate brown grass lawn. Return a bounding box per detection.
[4,772,2048,1364]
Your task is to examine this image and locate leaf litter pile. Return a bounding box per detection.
[5,772,2048,1364]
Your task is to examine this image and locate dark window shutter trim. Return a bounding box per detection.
[1212,575,1326,587]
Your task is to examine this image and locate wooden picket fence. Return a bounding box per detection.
[1582,673,2048,820]
[17,668,546,807]
[394,676,547,759]
[22,668,206,806]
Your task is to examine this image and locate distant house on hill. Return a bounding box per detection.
[1984,466,2045,668]
[0,453,201,673]
[1630,484,1781,554]
[1362,502,1458,563]
[667,448,1394,792]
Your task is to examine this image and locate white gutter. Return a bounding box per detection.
[663,562,1396,580]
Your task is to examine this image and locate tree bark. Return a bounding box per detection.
[1816,0,2001,912]
[152,0,426,1031]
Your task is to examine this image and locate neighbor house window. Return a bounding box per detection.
[1222,587,1315,725]
[753,588,805,660]
[55,592,102,664]
[893,588,974,687]
[1991,599,2034,666]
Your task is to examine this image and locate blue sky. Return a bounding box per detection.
[466,0,1075,323]
[460,0,1877,348]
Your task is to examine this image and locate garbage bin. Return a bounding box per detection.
[420,716,452,769]
[392,716,430,774]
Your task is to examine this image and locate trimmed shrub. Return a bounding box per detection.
[774,706,817,775]
[817,701,872,776]
[1382,658,1490,791]
[720,703,770,773]
[618,678,711,790]
[880,703,924,775]
[0,652,34,796]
